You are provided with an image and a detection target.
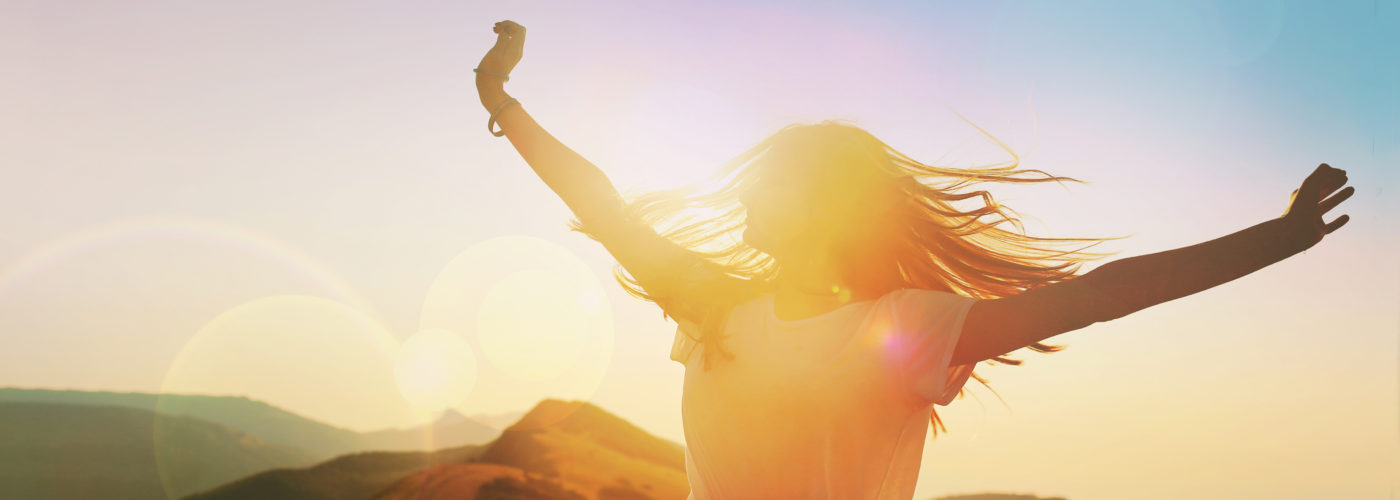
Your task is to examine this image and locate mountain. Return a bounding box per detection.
[0,402,319,500]
[0,387,501,459]
[190,398,689,500]
[370,399,689,500]
[482,398,685,476]
[184,443,486,500]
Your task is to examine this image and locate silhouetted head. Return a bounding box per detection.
[737,123,907,289]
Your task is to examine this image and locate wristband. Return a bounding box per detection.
[474,67,510,82]
[488,97,520,137]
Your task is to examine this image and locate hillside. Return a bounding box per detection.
[371,465,586,500]
[184,443,486,500]
[0,387,501,459]
[0,402,318,500]
[371,399,689,500]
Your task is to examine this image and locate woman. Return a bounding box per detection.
[473,20,1354,499]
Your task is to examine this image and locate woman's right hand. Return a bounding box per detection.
[477,20,525,88]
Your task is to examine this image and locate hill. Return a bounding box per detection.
[184,443,486,500]
[0,387,501,459]
[370,399,688,500]
[0,402,318,500]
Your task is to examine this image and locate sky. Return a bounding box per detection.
[1,1,1397,499]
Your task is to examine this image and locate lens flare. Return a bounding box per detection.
[155,294,426,499]
[419,234,614,419]
[0,215,378,318]
[158,294,413,430]
[394,328,478,413]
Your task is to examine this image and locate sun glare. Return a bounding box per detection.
[418,235,615,416]
[476,267,593,381]
[159,294,424,431]
[394,328,477,412]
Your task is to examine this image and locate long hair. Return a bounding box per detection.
[570,117,1128,438]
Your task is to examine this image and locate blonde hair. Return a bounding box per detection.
[571,118,1127,437]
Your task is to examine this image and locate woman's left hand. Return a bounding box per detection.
[477,20,525,87]
[1281,163,1353,251]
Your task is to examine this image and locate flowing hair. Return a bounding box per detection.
[570,117,1129,438]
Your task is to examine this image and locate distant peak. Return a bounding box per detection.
[486,398,686,472]
[503,398,669,449]
[507,399,595,432]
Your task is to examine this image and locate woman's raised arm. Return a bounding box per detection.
[1083,163,1353,320]
[476,21,625,231]
[474,21,743,322]
[952,163,1355,366]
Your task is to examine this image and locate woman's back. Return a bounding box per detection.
[673,288,979,499]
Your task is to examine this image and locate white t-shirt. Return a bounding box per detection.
[670,287,979,500]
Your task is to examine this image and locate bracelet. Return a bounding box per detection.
[488,97,520,137]
[474,67,510,82]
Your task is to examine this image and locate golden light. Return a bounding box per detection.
[419,235,615,416]
[476,267,592,381]
[394,328,477,413]
[156,294,433,499]
[159,294,418,431]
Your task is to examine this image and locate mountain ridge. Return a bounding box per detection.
[0,401,319,499]
[0,387,501,459]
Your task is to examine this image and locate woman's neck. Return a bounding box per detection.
[774,247,843,293]
[771,249,867,320]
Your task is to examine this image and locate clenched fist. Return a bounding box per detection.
[477,20,525,86]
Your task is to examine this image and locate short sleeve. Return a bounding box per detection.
[886,289,979,406]
[671,316,701,365]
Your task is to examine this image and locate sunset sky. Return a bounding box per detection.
[1,1,1396,499]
